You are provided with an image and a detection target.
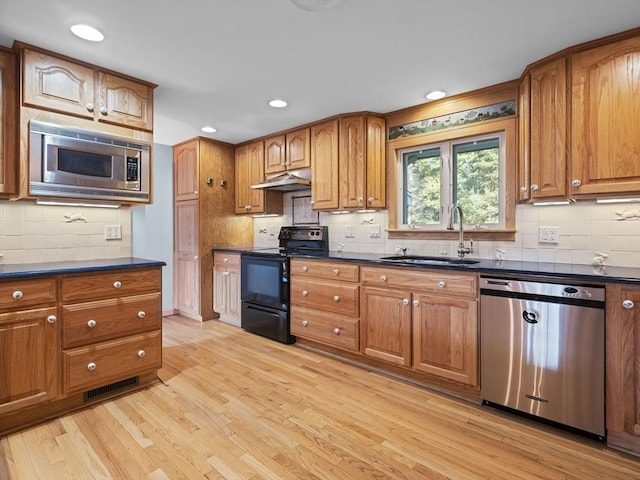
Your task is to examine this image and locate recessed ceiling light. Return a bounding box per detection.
[201,126,217,133]
[70,24,104,42]
[425,90,446,100]
[269,99,288,108]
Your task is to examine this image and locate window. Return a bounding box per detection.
[399,133,505,229]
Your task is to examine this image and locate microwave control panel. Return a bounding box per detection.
[126,156,139,182]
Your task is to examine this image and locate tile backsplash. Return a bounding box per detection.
[254,191,640,268]
[0,201,132,264]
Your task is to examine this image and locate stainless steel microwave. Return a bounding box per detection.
[29,121,151,203]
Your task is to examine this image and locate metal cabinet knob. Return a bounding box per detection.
[301,320,308,327]
[138,311,146,318]
[87,319,97,328]
[86,102,94,112]
[572,179,582,187]
[302,266,308,272]
[402,298,409,305]
[530,184,539,191]
[368,197,374,204]
[99,106,108,115]
[302,290,308,296]
[333,295,340,302]
[357,197,363,203]
[87,362,97,371]
[137,350,146,358]
[333,328,340,335]
[333,269,339,275]
[412,300,420,307]
[245,205,251,211]
[223,258,228,263]
[520,186,527,193]
[380,275,387,282]
[438,281,446,288]
[622,299,634,309]
[12,290,23,300]
[223,271,230,277]
[47,315,57,324]
[113,281,122,289]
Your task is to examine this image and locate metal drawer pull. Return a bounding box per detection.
[138,311,146,318]
[99,106,108,115]
[12,290,23,300]
[47,315,57,324]
[333,295,340,302]
[113,281,122,289]
[438,281,446,288]
[302,290,308,296]
[380,275,387,282]
[223,258,228,263]
[333,328,340,335]
[622,300,634,309]
[87,362,96,371]
[137,350,146,358]
[333,269,339,275]
[302,266,309,272]
[86,102,94,112]
[301,320,309,327]
[572,179,582,187]
[87,319,97,328]
[402,298,409,305]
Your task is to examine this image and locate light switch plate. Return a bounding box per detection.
[105,225,122,240]
[370,224,381,238]
[539,226,559,244]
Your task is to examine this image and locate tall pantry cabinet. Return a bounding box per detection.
[173,137,253,321]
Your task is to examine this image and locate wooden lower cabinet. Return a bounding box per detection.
[606,283,640,456]
[213,252,241,326]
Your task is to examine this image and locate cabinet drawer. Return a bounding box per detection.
[214,252,240,269]
[361,266,477,299]
[63,330,161,393]
[291,305,359,351]
[62,268,161,303]
[62,293,161,348]
[290,259,359,282]
[0,277,57,311]
[290,277,359,316]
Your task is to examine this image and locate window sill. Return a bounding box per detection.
[387,228,516,242]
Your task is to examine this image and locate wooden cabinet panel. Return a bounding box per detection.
[61,268,161,303]
[606,283,640,455]
[412,293,478,386]
[97,72,153,131]
[63,330,162,393]
[0,306,59,414]
[365,115,386,209]
[286,128,311,170]
[290,258,359,282]
[235,140,281,215]
[62,293,161,348]
[290,277,359,317]
[174,140,199,201]
[529,57,567,199]
[570,35,640,196]
[0,277,57,311]
[264,135,286,174]
[311,119,339,210]
[213,252,241,326]
[360,286,412,367]
[291,305,359,351]
[517,74,531,202]
[0,48,17,195]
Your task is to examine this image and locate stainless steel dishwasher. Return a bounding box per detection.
[480,276,605,440]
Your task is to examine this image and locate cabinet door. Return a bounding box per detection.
[227,269,241,320]
[0,307,59,414]
[360,286,411,367]
[0,49,17,195]
[213,267,227,315]
[264,135,286,175]
[412,293,478,387]
[22,48,95,119]
[174,141,199,201]
[529,57,567,199]
[571,36,640,196]
[340,115,366,209]
[286,128,311,170]
[311,119,339,210]
[606,283,640,455]
[235,141,265,214]
[517,75,531,202]
[97,72,153,131]
[174,200,200,316]
[235,144,251,213]
[365,115,386,209]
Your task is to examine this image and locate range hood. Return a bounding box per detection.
[251,169,311,192]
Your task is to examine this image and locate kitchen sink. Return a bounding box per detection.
[379,255,481,265]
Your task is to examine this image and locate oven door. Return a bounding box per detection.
[241,302,294,344]
[240,254,288,311]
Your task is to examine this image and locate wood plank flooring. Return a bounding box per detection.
[1,314,639,479]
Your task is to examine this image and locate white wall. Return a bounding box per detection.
[132,143,174,313]
[254,191,640,269]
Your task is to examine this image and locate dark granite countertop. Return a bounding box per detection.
[213,247,640,285]
[0,257,166,280]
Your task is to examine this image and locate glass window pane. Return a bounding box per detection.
[452,137,500,226]
[403,147,441,225]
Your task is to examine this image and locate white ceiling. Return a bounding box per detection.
[0,0,638,146]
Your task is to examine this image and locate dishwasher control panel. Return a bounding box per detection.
[480,277,605,303]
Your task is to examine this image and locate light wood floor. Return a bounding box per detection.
[1,315,639,479]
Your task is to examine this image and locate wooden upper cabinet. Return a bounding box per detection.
[20,45,154,132]
[235,140,281,215]
[570,35,640,197]
[530,57,567,199]
[286,128,311,170]
[0,47,18,196]
[174,141,199,201]
[264,135,286,174]
[311,119,339,210]
[517,74,531,202]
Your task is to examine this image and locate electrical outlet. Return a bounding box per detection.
[369,224,381,238]
[104,225,122,240]
[345,225,355,238]
[539,226,559,244]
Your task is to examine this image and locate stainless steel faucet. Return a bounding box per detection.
[447,203,474,258]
